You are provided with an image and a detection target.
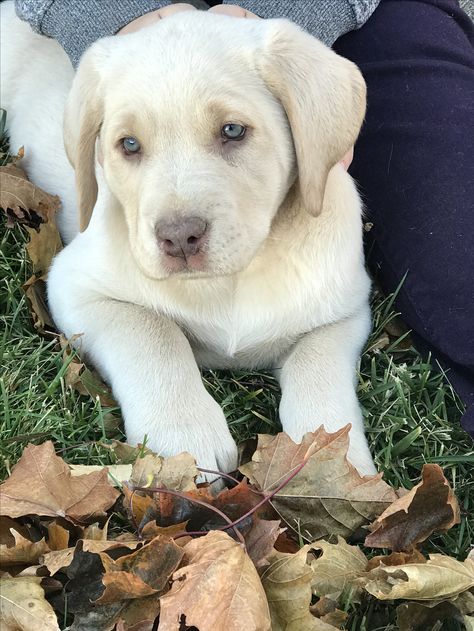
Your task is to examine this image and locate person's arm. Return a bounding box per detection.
[220,0,381,46]
[14,1,206,67]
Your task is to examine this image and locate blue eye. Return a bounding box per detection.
[122,136,141,154]
[221,123,246,141]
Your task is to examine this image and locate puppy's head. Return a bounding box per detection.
[64,13,365,279]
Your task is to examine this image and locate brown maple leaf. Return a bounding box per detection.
[0,441,119,524]
[159,530,271,631]
[365,463,461,551]
[240,425,397,540]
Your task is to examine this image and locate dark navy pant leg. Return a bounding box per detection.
[334,0,474,436]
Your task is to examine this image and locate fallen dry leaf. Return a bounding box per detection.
[96,534,184,604]
[104,441,154,463]
[25,222,62,275]
[70,464,133,486]
[261,546,335,630]
[0,163,62,276]
[130,452,199,492]
[0,163,60,227]
[366,549,426,571]
[310,536,367,601]
[42,539,141,576]
[159,530,271,631]
[310,597,348,628]
[240,426,397,540]
[0,575,60,631]
[47,521,70,551]
[0,441,120,523]
[123,485,154,525]
[365,464,460,551]
[362,554,474,601]
[396,592,474,631]
[22,275,56,334]
[60,336,117,408]
[0,528,50,567]
[245,518,284,568]
[69,594,161,631]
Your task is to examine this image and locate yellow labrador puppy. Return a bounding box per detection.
[1,3,375,475]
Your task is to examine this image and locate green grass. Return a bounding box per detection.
[1,162,473,630]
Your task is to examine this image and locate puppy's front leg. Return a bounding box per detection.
[276,308,376,475]
[52,296,238,473]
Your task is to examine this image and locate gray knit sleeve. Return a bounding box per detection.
[14,0,172,67]
[222,0,381,46]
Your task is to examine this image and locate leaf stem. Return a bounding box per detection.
[131,484,246,546]
[219,457,308,532]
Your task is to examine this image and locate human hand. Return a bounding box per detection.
[208,4,259,19]
[118,3,197,35]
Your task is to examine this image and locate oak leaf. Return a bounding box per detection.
[365,463,460,551]
[260,547,336,630]
[159,530,271,631]
[240,426,396,540]
[362,554,474,601]
[0,575,60,631]
[0,441,120,523]
[310,536,367,600]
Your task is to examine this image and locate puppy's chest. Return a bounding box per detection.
[154,269,328,369]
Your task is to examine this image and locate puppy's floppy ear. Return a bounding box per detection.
[63,43,107,232]
[258,20,366,216]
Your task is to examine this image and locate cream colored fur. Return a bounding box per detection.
[1,1,375,475]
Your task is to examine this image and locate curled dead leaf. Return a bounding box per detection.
[362,554,474,601]
[365,463,460,551]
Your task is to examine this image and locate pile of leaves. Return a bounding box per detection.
[1,430,473,631]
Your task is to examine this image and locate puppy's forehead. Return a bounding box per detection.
[105,12,266,96]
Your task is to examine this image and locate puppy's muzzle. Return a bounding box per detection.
[156,217,208,259]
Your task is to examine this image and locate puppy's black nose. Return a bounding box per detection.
[156,217,207,258]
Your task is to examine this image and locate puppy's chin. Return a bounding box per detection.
[162,251,208,276]
[132,249,255,282]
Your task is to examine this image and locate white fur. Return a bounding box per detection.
[1,2,375,475]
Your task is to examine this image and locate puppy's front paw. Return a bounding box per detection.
[125,396,238,478]
[279,396,377,476]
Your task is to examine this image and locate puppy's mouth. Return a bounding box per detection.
[162,251,209,275]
